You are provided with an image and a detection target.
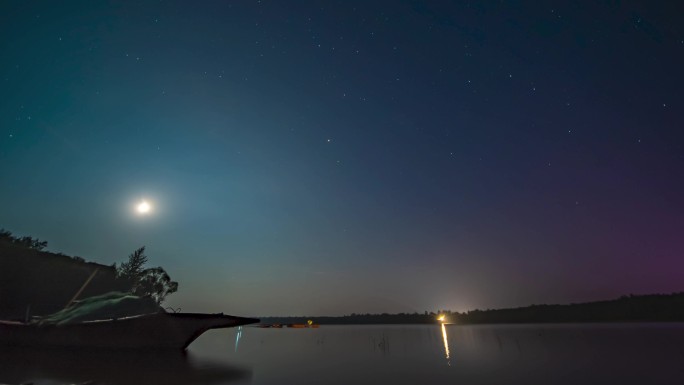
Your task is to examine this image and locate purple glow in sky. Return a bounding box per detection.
[1,1,683,315]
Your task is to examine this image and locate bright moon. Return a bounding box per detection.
[136,200,151,214]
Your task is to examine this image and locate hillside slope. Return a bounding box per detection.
[0,240,127,319]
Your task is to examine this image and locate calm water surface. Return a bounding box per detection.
[2,323,684,384]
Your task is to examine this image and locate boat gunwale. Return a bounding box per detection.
[2,311,257,327]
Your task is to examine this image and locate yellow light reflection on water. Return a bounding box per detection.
[441,323,450,365]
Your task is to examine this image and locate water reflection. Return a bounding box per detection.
[235,325,243,352]
[0,346,251,385]
[440,323,451,365]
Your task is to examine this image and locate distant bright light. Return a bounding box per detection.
[136,200,151,214]
[438,315,446,323]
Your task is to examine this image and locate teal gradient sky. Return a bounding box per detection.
[1,1,683,316]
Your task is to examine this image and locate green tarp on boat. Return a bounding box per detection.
[39,292,162,325]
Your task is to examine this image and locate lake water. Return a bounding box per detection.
[2,323,683,385]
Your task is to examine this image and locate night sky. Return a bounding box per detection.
[1,1,683,316]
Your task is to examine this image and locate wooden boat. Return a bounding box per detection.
[0,311,258,350]
[257,323,283,328]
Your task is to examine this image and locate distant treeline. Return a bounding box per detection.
[458,293,684,324]
[260,312,439,325]
[260,293,684,325]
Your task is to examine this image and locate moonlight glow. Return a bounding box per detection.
[136,200,151,214]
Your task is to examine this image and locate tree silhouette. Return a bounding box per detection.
[116,246,178,304]
[0,228,48,250]
[135,267,179,304]
[116,246,148,292]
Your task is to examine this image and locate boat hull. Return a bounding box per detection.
[0,312,258,350]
